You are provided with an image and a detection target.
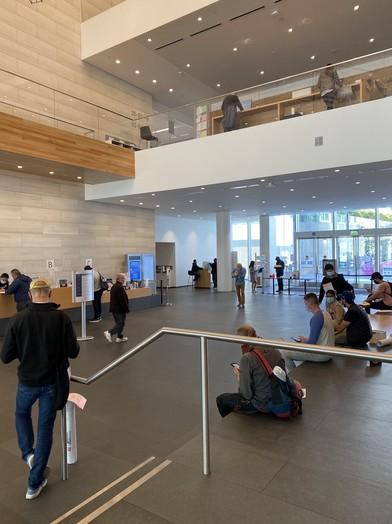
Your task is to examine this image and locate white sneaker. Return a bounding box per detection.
[104,331,112,343]
[115,337,128,343]
[26,478,48,500]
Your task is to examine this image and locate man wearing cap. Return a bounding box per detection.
[364,272,392,313]
[335,291,372,348]
[1,279,80,500]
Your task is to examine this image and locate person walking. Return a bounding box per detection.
[104,273,129,343]
[249,261,257,293]
[1,279,80,500]
[221,93,244,132]
[318,64,342,110]
[6,269,32,311]
[274,257,285,293]
[232,263,246,308]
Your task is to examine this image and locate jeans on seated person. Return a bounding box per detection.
[216,393,260,418]
[365,300,392,314]
[281,350,331,373]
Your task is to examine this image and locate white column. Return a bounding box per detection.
[216,211,232,292]
[260,215,270,276]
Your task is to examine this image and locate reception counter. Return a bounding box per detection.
[0,286,153,320]
[195,269,211,289]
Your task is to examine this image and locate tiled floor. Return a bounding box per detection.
[1,287,392,523]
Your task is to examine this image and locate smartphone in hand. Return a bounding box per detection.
[230,362,240,370]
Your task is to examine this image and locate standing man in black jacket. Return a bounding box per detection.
[104,273,129,343]
[318,263,354,304]
[1,279,80,500]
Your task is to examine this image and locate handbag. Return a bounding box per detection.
[54,362,70,411]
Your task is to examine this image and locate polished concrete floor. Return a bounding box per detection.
[1,287,392,523]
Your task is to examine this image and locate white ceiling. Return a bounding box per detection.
[100,160,392,219]
[85,0,392,107]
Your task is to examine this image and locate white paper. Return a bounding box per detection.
[323,282,335,292]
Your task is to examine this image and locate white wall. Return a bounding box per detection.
[155,215,216,287]
[86,96,392,201]
[81,0,219,59]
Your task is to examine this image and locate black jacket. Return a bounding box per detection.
[110,282,129,314]
[319,274,354,303]
[1,302,79,387]
[6,274,31,303]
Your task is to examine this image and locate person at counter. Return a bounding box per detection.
[6,269,32,312]
[190,259,203,281]
[210,258,217,289]
[0,272,9,290]
[104,273,129,344]
[85,265,106,323]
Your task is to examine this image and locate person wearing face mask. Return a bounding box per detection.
[319,263,353,304]
[363,272,392,313]
[281,293,335,373]
[335,291,372,348]
[0,272,9,290]
[325,289,345,329]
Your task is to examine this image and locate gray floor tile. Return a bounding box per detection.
[126,461,342,524]
[264,462,392,524]
[94,501,175,524]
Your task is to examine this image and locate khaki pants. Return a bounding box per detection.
[236,284,245,306]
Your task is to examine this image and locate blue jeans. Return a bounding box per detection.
[15,383,57,489]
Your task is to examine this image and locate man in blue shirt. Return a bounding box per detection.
[281,293,335,372]
[232,263,246,308]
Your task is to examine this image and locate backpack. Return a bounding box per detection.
[253,349,303,418]
[99,273,109,291]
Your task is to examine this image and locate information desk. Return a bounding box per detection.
[0,287,152,320]
[195,269,211,289]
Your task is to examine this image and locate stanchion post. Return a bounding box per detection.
[200,336,210,476]
[160,279,163,305]
[272,277,275,295]
[288,277,291,295]
[304,279,307,296]
[61,407,68,480]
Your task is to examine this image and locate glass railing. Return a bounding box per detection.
[81,0,126,22]
[133,48,392,148]
[0,67,141,147]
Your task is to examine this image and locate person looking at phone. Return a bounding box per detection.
[216,325,285,417]
[281,293,335,373]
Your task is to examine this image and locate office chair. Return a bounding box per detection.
[140,126,158,148]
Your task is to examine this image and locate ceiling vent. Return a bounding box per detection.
[190,24,222,38]
[229,6,265,22]
[155,38,184,51]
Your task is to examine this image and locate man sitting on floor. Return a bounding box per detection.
[335,291,372,348]
[281,293,335,373]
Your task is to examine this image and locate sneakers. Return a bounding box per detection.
[115,337,128,343]
[88,318,102,323]
[26,479,47,500]
[104,331,112,343]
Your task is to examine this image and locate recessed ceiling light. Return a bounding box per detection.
[242,209,246,212]
[369,37,375,43]
[282,205,287,209]
[370,190,376,193]
[193,210,197,213]
[329,201,334,205]
[334,169,340,173]
[344,206,347,209]
[382,196,387,200]
[170,206,175,210]
[201,187,205,190]
[197,16,203,21]
[177,214,182,218]
[234,195,240,198]
[290,188,295,192]
[260,70,265,75]
[288,28,293,33]
[151,193,156,196]
[77,176,82,180]
[301,209,305,212]
[138,202,144,205]
[216,83,221,87]
[147,37,152,42]
[312,195,317,199]
[233,47,238,52]
[310,55,316,60]
[120,199,124,203]
[115,59,121,64]
[169,88,174,92]
[354,5,360,11]
[152,79,157,84]
[135,70,140,75]
[155,204,160,208]
[218,205,223,208]
[17,165,23,169]
[49,171,54,175]
[355,181,361,184]
[188,200,193,203]
[261,201,266,204]
[260,179,265,182]
[186,63,191,68]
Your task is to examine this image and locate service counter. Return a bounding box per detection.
[0,286,158,336]
[195,269,211,289]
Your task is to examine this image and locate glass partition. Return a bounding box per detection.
[296,212,333,232]
[378,207,392,228]
[348,209,376,230]
[133,48,392,148]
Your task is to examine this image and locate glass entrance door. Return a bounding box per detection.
[298,238,333,280]
[380,236,392,279]
[336,236,375,283]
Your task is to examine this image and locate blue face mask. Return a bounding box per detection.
[326,297,335,306]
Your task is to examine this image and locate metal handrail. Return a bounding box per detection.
[61,326,392,481]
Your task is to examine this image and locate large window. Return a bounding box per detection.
[348,209,376,230]
[296,212,333,232]
[378,208,392,228]
[232,219,260,269]
[270,215,294,272]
